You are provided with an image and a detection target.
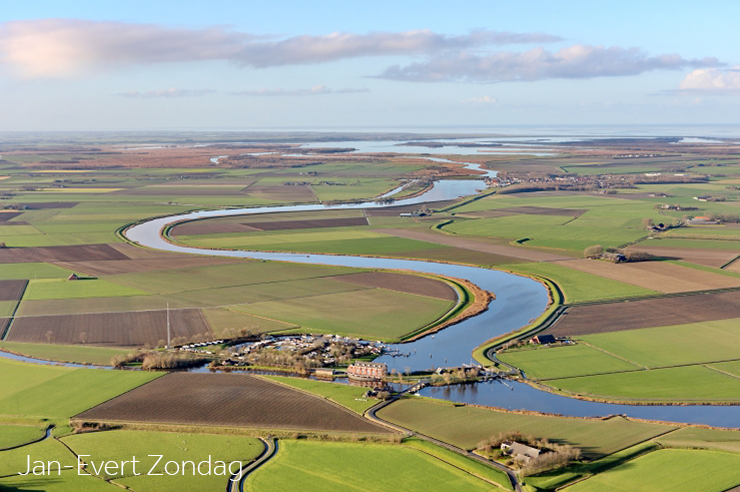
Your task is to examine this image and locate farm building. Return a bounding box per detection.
[501,441,543,464]
[688,216,720,225]
[347,361,387,380]
[531,334,556,345]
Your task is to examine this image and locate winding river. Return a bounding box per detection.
[5,148,740,428]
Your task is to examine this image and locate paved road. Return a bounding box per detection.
[232,437,277,492]
[365,395,522,492]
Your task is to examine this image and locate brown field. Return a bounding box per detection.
[0,280,28,302]
[558,259,740,293]
[75,373,389,433]
[0,212,22,222]
[7,308,210,346]
[107,243,181,259]
[376,228,569,261]
[546,290,740,337]
[329,272,456,301]
[0,244,129,264]
[52,257,241,276]
[0,318,9,336]
[626,246,740,269]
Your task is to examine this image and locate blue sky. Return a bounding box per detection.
[1,1,738,131]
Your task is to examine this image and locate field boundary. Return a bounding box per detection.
[0,280,28,341]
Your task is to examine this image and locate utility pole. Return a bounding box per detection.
[166,303,171,349]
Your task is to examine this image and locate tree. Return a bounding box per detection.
[45,330,54,343]
[79,332,88,344]
[642,217,654,228]
[583,245,604,259]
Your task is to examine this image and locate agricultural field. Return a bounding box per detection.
[564,449,740,492]
[496,344,641,380]
[550,365,740,402]
[76,373,390,434]
[0,357,161,419]
[0,341,132,365]
[0,423,47,449]
[546,290,740,337]
[62,430,264,492]
[245,439,505,492]
[377,399,671,459]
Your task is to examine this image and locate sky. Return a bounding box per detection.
[1,0,739,131]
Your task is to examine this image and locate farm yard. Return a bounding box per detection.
[75,372,391,434]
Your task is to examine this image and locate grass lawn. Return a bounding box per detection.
[0,342,132,365]
[0,423,46,449]
[233,288,454,341]
[245,439,503,492]
[0,262,75,280]
[579,319,740,368]
[550,365,740,402]
[497,344,642,380]
[564,449,740,492]
[377,399,671,459]
[498,262,657,303]
[261,376,377,414]
[0,358,162,418]
[0,301,17,317]
[24,278,148,300]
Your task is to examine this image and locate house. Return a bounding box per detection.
[347,361,387,380]
[531,334,556,345]
[68,273,79,280]
[501,441,543,464]
[314,368,336,378]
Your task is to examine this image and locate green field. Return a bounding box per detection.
[656,427,740,453]
[377,399,671,458]
[261,376,377,414]
[62,430,263,491]
[0,423,47,449]
[0,342,132,365]
[579,319,740,368]
[497,344,642,380]
[0,358,161,418]
[499,262,657,303]
[232,288,454,341]
[0,263,75,280]
[564,449,740,492]
[550,365,740,402]
[245,439,503,492]
[24,278,149,300]
[403,438,513,490]
[0,438,78,476]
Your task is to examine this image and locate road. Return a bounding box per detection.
[231,437,278,492]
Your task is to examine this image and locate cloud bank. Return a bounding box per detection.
[230,86,369,96]
[377,45,722,83]
[0,19,560,78]
[677,66,740,94]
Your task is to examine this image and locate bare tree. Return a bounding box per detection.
[45,330,54,343]
[583,245,604,259]
[79,332,88,344]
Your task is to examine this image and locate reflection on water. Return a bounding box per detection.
[422,379,740,428]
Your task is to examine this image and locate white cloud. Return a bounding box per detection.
[377,45,722,83]
[230,86,369,96]
[677,66,740,94]
[466,96,498,103]
[0,20,561,78]
[116,88,216,98]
